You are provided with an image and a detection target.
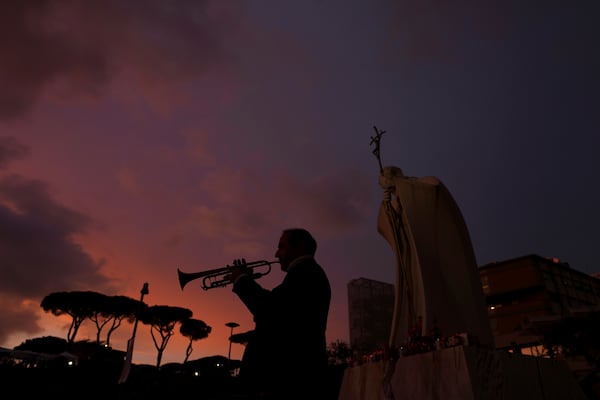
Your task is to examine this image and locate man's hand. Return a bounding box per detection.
[225,258,250,283]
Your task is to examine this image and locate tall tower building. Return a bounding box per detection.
[347,277,395,354]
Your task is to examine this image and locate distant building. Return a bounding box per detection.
[479,254,600,354]
[347,277,394,354]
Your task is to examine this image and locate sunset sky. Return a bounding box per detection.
[1,1,598,366]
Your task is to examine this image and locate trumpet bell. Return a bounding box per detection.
[177,268,192,290]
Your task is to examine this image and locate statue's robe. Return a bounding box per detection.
[377,166,494,349]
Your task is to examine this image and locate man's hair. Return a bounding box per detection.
[283,228,317,255]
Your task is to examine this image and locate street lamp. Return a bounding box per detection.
[225,322,240,362]
[118,282,149,384]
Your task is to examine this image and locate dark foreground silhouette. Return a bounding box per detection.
[0,358,345,400]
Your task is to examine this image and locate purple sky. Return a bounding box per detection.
[1,0,598,365]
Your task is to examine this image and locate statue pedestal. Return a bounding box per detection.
[337,346,587,400]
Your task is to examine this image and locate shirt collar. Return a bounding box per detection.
[288,254,313,271]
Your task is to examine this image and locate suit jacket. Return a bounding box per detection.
[233,256,331,398]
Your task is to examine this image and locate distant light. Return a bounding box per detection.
[552,257,560,263]
[490,306,496,310]
[194,371,199,377]
[67,360,74,366]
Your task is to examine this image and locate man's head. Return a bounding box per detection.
[275,228,317,271]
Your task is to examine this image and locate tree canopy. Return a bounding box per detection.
[140,304,193,368]
[180,318,212,363]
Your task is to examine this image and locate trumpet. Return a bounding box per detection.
[177,259,279,291]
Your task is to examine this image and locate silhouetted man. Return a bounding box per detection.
[228,228,331,400]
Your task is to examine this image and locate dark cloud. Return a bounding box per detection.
[0,139,115,344]
[0,137,30,170]
[0,1,112,119]
[0,0,243,120]
[0,173,113,295]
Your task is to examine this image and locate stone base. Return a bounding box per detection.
[337,346,587,400]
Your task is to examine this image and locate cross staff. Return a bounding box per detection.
[370,125,386,173]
